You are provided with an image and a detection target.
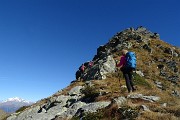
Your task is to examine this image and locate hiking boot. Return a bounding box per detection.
[132,88,136,92]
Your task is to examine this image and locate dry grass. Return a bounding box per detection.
[137,111,179,120]
[55,81,85,96]
[103,104,121,120]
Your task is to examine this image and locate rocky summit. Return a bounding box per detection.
[6,27,180,120]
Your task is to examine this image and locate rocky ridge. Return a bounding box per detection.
[0,97,33,113]
[6,27,180,120]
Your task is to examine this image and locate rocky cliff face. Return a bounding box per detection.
[6,27,180,120]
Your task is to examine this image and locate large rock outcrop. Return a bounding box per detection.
[7,85,111,120]
[76,26,173,81]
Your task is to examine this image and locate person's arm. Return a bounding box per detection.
[117,56,126,68]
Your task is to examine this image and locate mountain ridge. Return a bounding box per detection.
[1,97,32,104]
[6,26,180,120]
[0,97,34,113]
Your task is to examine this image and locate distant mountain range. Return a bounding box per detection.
[0,97,34,113]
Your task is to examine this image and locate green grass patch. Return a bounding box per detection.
[133,73,152,89]
[15,106,29,113]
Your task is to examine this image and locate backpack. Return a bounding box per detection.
[125,52,136,69]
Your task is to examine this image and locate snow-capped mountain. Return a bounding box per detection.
[0,97,34,113]
[2,97,32,104]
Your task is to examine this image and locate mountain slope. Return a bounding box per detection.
[7,27,180,120]
[0,109,8,120]
[0,97,33,113]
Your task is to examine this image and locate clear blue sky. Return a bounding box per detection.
[0,0,179,102]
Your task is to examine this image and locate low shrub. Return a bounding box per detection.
[15,106,29,113]
[118,106,140,120]
[133,73,152,89]
[81,85,99,102]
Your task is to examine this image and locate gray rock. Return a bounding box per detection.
[140,105,150,111]
[113,97,127,107]
[127,94,160,102]
[160,70,167,77]
[162,103,167,107]
[85,81,93,87]
[122,42,132,49]
[167,76,179,83]
[166,61,178,73]
[136,70,144,77]
[172,90,180,97]
[83,55,116,80]
[58,101,87,119]
[68,86,83,96]
[55,95,71,104]
[173,52,179,57]
[66,95,81,107]
[136,26,147,33]
[115,44,122,51]
[157,58,166,63]
[7,115,17,120]
[81,101,111,113]
[127,94,143,99]
[150,33,160,39]
[99,55,116,79]
[7,106,41,120]
[154,81,163,89]
[142,95,160,102]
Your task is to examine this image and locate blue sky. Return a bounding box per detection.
[0,0,179,102]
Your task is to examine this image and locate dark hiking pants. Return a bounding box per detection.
[122,67,135,92]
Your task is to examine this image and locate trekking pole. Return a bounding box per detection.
[118,68,122,93]
[115,60,121,93]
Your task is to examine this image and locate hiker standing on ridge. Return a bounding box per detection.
[80,64,85,73]
[117,49,136,93]
[79,64,86,80]
[88,61,94,68]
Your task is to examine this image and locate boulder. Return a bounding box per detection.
[58,101,87,119]
[7,106,41,120]
[127,94,160,102]
[99,55,116,79]
[68,86,84,96]
[80,101,111,113]
[82,55,116,80]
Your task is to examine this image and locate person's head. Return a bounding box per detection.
[122,49,128,55]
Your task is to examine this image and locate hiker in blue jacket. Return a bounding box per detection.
[118,49,136,93]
